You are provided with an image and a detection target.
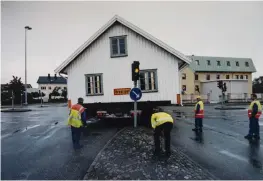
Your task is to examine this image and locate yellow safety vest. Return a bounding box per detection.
[67,104,85,128]
[151,112,174,129]
[248,100,262,119]
[194,101,204,118]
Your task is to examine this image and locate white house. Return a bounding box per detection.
[37,76,67,102]
[55,15,191,105]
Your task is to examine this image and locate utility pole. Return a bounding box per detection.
[24,26,32,105]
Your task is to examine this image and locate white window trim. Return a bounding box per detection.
[139,69,158,93]
[110,36,128,58]
[85,73,104,96]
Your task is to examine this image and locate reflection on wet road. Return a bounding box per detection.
[162,105,263,179]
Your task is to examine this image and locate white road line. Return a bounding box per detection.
[219,150,249,163]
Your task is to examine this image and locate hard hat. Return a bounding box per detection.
[196,96,201,99]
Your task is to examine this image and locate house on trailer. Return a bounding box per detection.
[55,15,191,107]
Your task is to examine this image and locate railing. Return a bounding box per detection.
[182,93,263,104]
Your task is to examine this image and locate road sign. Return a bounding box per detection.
[129,87,142,101]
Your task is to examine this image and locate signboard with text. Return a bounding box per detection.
[114,88,131,95]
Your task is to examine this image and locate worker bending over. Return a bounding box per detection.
[151,108,174,158]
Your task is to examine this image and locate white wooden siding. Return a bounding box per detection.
[66,23,180,104]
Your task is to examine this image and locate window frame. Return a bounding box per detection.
[217,60,221,66]
[207,60,211,66]
[226,75,230,79]
[245,62,249,67]
[240,75,244,79]
[216,74,220,79]
[206,74,210,80]
[235,75,239,79]
[110,36,128,58]
[195,60,200,65]
[227,61,231,66]
[182,73,186,80]
[85,73,104,96]
[195,74,199,81]
[139,69,158,93]
[236,61,239,66]
[182,85,187,91]
[245,75,248,79]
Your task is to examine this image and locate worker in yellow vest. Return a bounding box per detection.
[151,108,174,158]
[244,94,262,140]
[67,97,87,149]
[192,96,204,133]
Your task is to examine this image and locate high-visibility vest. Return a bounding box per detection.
[67,104,85,128]
[151,112,174,129]
[194,101,204,118]
[248,100,262,119]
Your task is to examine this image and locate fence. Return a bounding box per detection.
[182,93,263,104]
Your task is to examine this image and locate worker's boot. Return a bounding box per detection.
[244,134,252,140]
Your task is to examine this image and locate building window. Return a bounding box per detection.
[182,73,186,80]
[235,75,239,79]
[207,60,211,66]
[217,60,221,66]
[226,75,230,79]
[216,74,220,79]
[49,87,52,90]
[227,61,231,66]
[240,75,244,79]
[85,74,103,96]
[195,60,200,65]
[139,69,158,92]
[245,75,248,79]
[41,87,46,90]
[195,74,199,80]
[182,85,186,91]
[195,85,200,92]
[236,61,239,66]
[64,87,66,89]
[110,36,127,57]
[206,74,210,80]
[245,62,249,67]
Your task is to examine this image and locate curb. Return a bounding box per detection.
[1,109,32,112]
[83,127,127,180]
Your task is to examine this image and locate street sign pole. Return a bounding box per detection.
[134,80,137,128]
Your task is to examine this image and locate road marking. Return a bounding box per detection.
[21,124,41,133]
[219,150,249,163]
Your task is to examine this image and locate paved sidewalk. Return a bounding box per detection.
[84,127,216,180]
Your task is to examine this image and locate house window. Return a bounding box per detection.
[195,60,200,65]
[236,61,239,66]
[240,75,244,79]
[64,87,67,89]
[235,75,239,79]
[182,73,186,80]
[206,74,210,80]
[110,36,127,57]
[85,74,103,96]
[41,87,46,90]
[48,86,52,90]
[217,61,221,66]
[227,61,231,66]
[226,75,230,79]
[245,62,249,67]
[182,85,186,91]
[216,74,220,79]
[207,60,211,66]
[195,74,199,80]
[245,75,248,79]
[195,85,200,92]
[139,69,158,92]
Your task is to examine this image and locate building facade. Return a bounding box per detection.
[37,76,67,102]
[180,55,256,102]
[55,15,191,105]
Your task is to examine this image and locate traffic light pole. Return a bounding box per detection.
[134,80,137,128]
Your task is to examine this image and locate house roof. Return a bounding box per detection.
[55,15,191,74]
[187,55,256,73]
[37,76,67,84]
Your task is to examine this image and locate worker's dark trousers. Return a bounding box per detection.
[248,118,259,137]
[195,118,203,130]
[154,122,173,155]
[71,126,81,147]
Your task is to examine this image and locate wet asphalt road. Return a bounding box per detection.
[1,104,118,180]
[162,105,263,180]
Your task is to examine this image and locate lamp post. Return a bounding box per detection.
[24,26,32,105]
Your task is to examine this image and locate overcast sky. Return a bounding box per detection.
[1,1,263,87]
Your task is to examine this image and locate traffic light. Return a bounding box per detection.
[132,61,140,81]
[217,80,223,89]
[48,73,51,81]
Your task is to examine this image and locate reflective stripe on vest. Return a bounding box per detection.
[156,117,173,123]
[194,101,204,118]
[248,100,262,119]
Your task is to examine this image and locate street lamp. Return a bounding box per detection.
[24,26,32,105]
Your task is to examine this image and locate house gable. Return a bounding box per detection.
[55,15,191,74]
